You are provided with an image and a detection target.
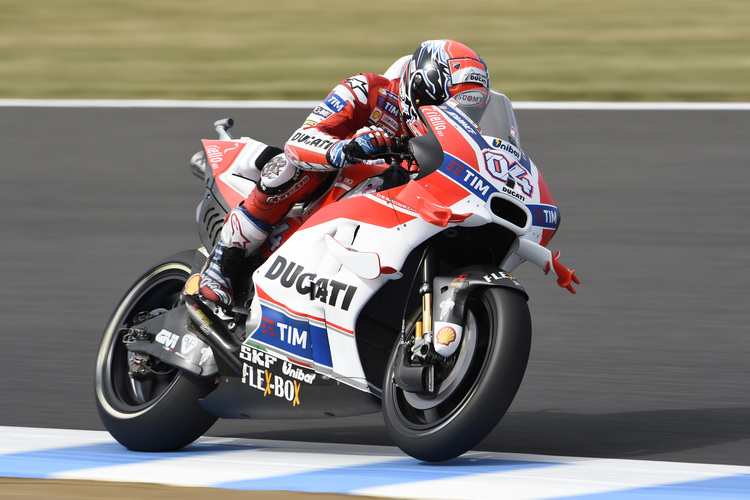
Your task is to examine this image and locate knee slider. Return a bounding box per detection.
[259,153,300,193]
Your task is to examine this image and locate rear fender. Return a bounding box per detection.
[431,266,528,357]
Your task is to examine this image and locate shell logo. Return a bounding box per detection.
[436,326,457,346]
[184,274,200,296]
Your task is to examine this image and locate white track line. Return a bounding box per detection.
[2,426,749,499]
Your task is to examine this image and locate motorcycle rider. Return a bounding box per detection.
[200,39,491,307]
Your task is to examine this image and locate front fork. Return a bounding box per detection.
[413,246,470,360]
[392,247,530,395]
[393,248,440,395]
[411,248,438,360]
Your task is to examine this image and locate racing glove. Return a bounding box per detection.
[327,127,393,169]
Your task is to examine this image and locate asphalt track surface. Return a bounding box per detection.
[1,104,749,470]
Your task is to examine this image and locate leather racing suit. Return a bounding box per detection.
[199,72,407,307]
[247,73,405,226]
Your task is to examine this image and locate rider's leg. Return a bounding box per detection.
[199,205,270,307]
[199,154,329,307]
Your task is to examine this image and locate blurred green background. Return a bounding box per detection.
[1,0,748,102]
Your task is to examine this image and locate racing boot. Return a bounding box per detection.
[199,205,269,307]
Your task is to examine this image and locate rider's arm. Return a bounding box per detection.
[284,74,380,171]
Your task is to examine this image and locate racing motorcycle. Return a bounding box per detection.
[94,90,578,462]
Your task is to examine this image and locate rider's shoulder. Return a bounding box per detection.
[336,73,389,105]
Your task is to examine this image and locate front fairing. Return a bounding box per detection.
[410,90,521,180]
[240,92,562,388]
[408,91,560,260]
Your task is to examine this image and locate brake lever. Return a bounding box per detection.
[343,135,412,165]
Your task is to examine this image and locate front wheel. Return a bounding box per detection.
[94,251,218,451]
[382,287,531,462]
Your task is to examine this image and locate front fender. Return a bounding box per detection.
[431,265,528,357]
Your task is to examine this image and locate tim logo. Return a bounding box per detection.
[376,95,399,118]
[259,315,310,351]
[531,205,560,230]
[254,306,313,360]
[443,159,492,201]
[483,151,533,197]
[324,94,347,113]
[261,317,277,338]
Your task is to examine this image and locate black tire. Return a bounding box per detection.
[94,250,218,451]
[382,287,531,462]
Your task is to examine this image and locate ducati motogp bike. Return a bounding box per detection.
[94,90,578,462]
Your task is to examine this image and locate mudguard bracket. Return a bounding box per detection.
[433,265,528,324]
[430,265,528,357]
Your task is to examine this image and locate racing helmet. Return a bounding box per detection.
[399,40,490,137]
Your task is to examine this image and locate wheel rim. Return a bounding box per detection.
[95,263,191,418]
[389,293,495,430]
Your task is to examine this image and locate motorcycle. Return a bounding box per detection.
[94,90,578,462]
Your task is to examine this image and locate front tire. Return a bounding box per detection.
[382,287,531,462]
[94,251,218,451]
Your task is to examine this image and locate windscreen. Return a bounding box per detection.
[449,89,521,148]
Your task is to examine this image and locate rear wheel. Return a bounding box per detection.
[94,251,218,451]
[382,287,531,462]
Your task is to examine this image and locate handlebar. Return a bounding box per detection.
[210,118,414,174]
[343,134,413,166]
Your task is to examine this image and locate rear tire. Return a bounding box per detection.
[94,251,218,451]
[382,287,531,462]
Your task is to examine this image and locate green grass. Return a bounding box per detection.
[1,0,749,101]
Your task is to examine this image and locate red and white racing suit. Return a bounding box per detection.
[243,73,406,227]
[199,72,407,307]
